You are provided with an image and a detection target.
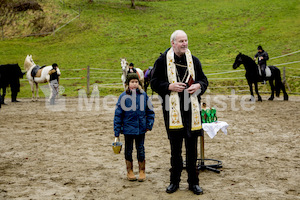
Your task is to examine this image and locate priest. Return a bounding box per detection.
[151,30,208,195]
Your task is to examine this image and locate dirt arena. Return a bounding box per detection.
[0,94,299,200]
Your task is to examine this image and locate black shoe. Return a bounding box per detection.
[189,185,203,195]
[166,183,179,194]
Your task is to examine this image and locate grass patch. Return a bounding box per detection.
[1,0,299,98]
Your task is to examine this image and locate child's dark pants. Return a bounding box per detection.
[124,134,145,162]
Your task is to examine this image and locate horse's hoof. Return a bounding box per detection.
[284,96,289,101]
[268,97,274,101]
[258,98,262,102]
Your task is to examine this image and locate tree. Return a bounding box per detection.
[131,0,135,9]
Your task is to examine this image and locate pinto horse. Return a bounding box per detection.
[120,58,144,90]
[24,55,61,101]
[233,53,288,101]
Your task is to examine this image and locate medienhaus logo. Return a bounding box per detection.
[41,84,256,112]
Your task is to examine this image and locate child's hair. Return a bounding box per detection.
[125,84,143,94]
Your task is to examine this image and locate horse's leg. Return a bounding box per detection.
[0,88,1,103]
[0,87,6,104]
[146,80,149,94]
[3,87,6,104]
[140,80,144,90]
[30,82,35,101]
[144,80,148,93]
[35,82,39,101]
[254,82,262,102]
[247,80,255,101]
[281,82,289,101]
[268,79,275,101]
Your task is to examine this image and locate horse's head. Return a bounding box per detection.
[233,53,243,69]
[15,64,25,78]
[24,55,35,70]
[120,58,128,72]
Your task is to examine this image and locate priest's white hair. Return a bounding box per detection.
[170,30,187,45]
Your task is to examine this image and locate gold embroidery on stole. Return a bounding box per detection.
[167,48,202,130]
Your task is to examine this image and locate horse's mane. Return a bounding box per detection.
[24,55,34,71]
[241,53,256,65]
[239,53,261,75]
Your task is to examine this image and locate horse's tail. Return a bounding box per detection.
[274,67,282,97]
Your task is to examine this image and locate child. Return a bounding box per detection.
[127,62,137,74]
[114,73,155,181]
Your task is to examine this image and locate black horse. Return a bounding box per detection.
[233,53,288,101]
[0,64,24,104]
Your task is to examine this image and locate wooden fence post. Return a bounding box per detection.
[87,65,90,96]
[283,66,286,84]
[283,67,291,92]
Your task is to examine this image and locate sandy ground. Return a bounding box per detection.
[0,94,299,200]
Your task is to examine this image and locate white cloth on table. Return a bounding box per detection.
[202,121,229,139]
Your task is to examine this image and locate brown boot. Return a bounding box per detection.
[126,160,137,181]
[138,160,146,182]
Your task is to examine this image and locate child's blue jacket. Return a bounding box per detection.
[114,89,155,137]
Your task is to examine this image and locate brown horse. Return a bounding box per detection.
[143,66,153,94]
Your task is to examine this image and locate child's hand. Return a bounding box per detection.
[146,129,150,132]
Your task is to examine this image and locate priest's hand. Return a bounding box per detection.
[187,83,201,94]
[169,82,186,92]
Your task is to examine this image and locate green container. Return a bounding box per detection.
[201,107,217,123]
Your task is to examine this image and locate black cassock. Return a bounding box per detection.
[151,48,208,185]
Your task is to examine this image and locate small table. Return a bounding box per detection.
[197,121,229,173]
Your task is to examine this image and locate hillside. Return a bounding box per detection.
[0,0,299,97]
[0,0,76,38]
